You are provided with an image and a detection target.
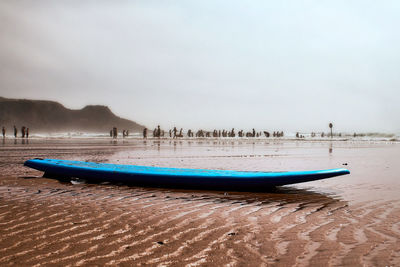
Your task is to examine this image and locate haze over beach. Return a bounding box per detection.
[1,1,400,133]
[1,1,400,266]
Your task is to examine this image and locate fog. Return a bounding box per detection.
[1,1,399,133]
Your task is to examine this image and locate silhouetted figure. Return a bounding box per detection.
[196,130,204,137]
[26,128,29,138]
[156,125,161,138]
[2,127,5,138]
[153,128,157,137]
[296,132,299,138]
[143,128,147,138]
[169,129,172,138]
[353,132,357,138]
[230,128,235,137]
[172,127,177,138]
[112,127,118,138]
[21,126,25,138]
[110,130,113,137]
[14,126,17,138]
[321,132,325,138]
[329,123,333,138]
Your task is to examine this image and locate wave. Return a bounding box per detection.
[4,131,398,142]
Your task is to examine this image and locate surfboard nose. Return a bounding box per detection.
[24,158,42,168]
[24,159,34,167]
[339,169,350,175]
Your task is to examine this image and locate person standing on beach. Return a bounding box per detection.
[172,127,177,138]
[26,128,29,138]
[14,126,17,138]
[2,127,5,138]
[143,128,147,138]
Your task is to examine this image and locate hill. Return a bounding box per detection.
[0,97,145,133]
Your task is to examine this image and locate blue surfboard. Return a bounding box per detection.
[24,158,350,190]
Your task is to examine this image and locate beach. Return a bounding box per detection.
[0,138,399,266]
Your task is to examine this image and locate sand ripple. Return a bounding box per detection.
[0,180,399,266]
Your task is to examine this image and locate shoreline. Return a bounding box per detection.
[2,135,399,143]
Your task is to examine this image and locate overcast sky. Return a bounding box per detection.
[1,1,399,133]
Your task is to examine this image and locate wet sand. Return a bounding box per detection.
[1,138,400,266]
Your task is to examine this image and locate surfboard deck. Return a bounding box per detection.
[24,158,350,190]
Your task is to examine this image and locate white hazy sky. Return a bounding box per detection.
[1,1,399,133]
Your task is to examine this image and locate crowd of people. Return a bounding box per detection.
[139,126,344,139]
[109,127,131,138]
[1,125,345,140]
[1,126,30,138]
[141,126,285,139]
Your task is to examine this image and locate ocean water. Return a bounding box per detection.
[3,130,399,141]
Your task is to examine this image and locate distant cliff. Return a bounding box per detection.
[0,97,145,132]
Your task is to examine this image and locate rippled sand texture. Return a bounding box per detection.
[0,139,399,266]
